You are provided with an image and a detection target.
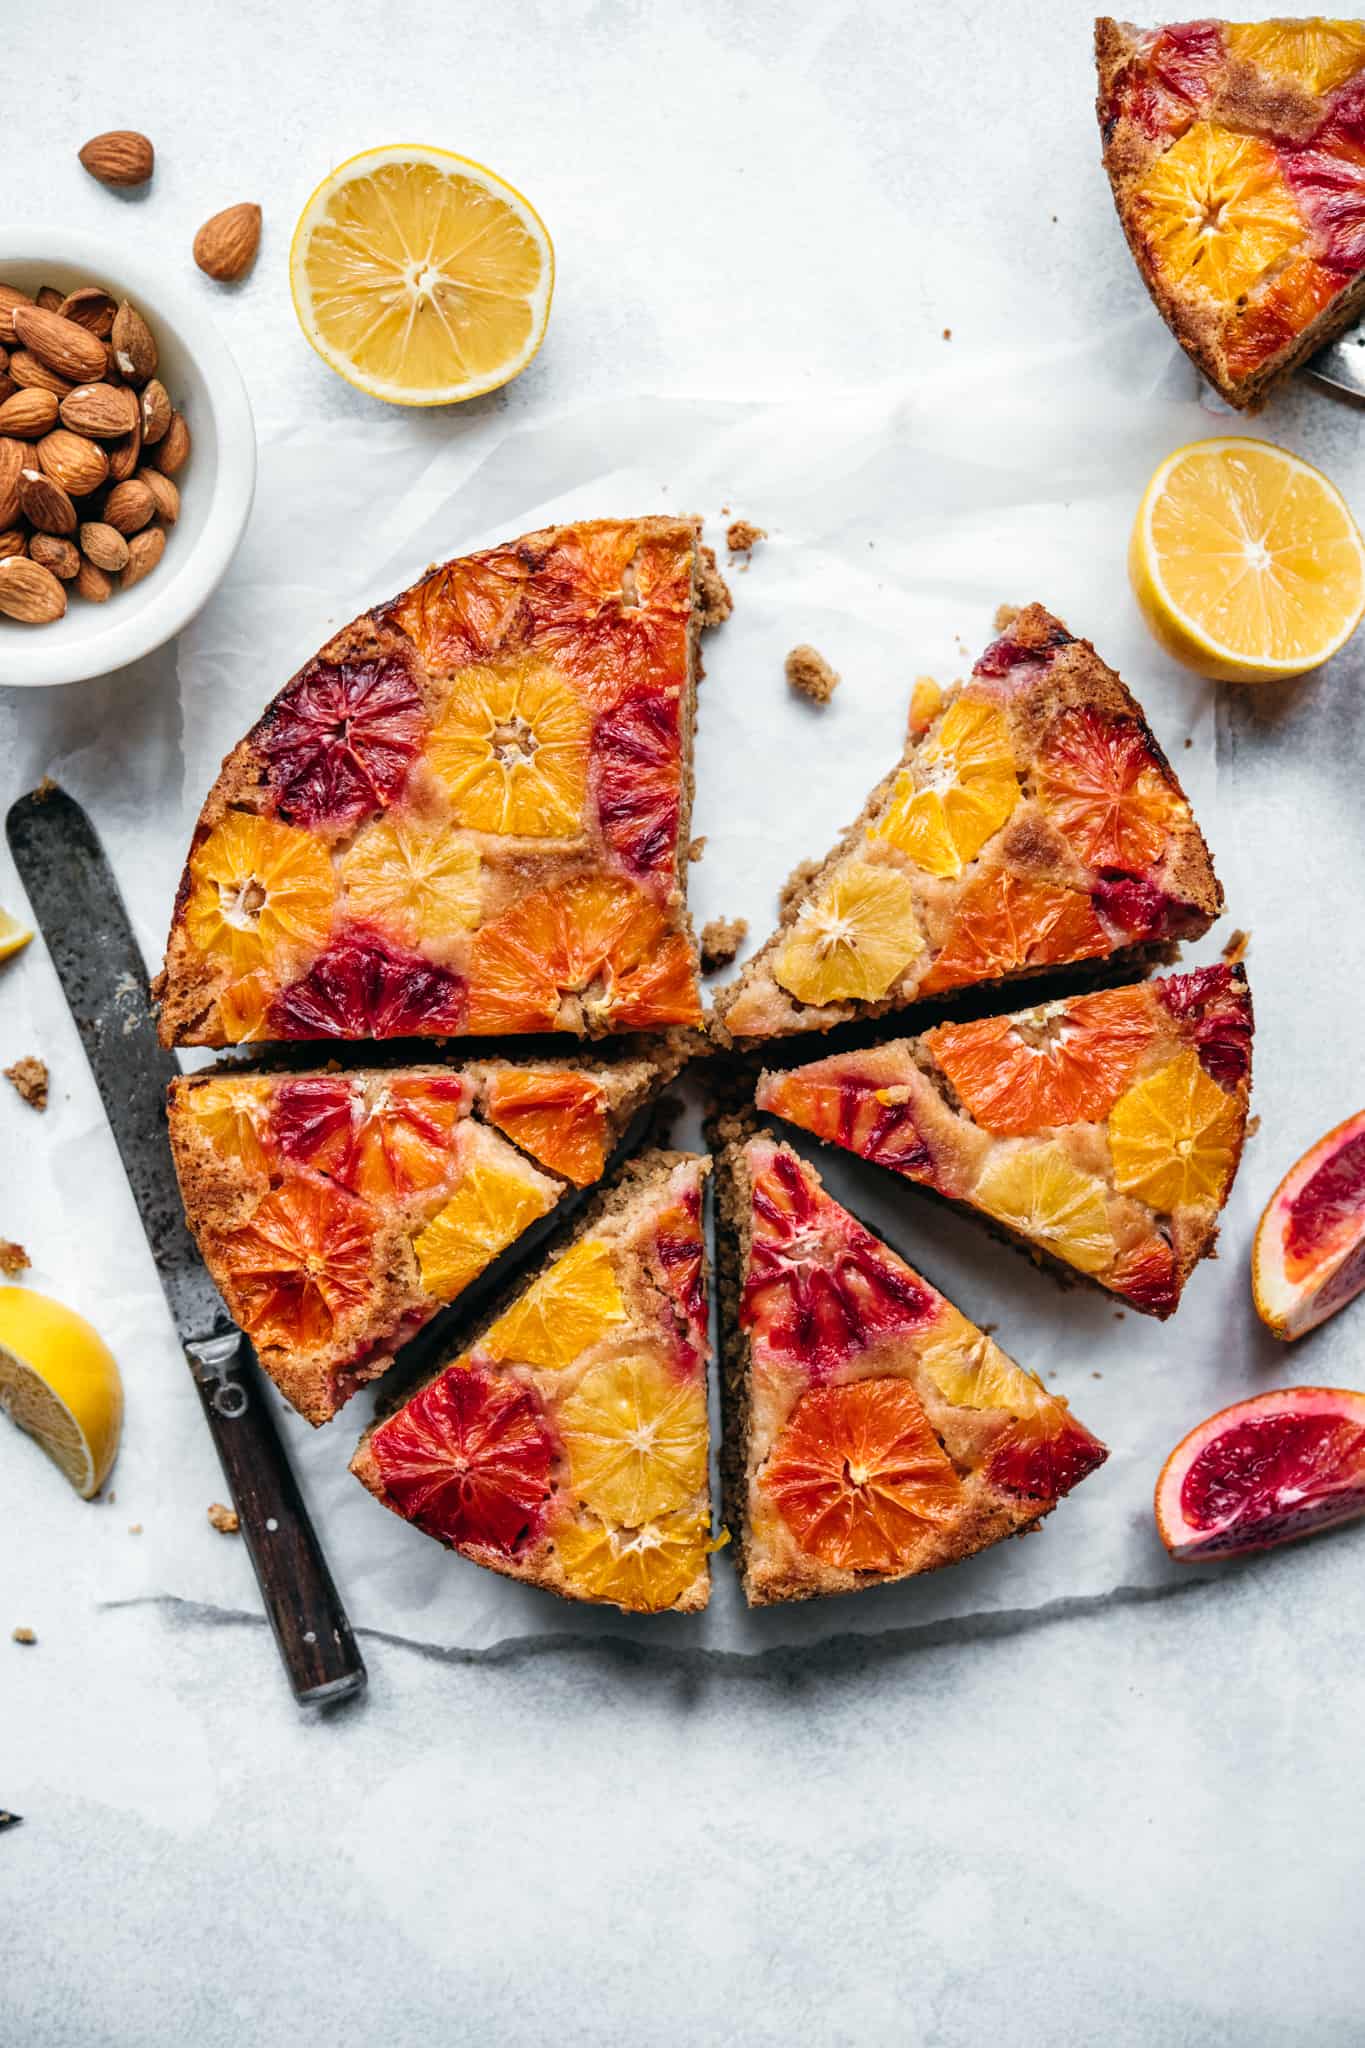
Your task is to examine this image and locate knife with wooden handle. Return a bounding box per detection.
[6,785,365,1706]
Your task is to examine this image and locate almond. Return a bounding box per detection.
[0,286,34,350]
[38,428,108,498]
[12,305,108,385]
[79,521,130,572]
[193,203,262,284]
[8,351,73,399]
[110,301,156,386]
[19,467,77,536]
[0,389,59,439]
[0,527,26,558]
[35,286,63,314]
[29,533,80,581]
[121,524,165,590]
[153,411,190,476]
[57,287,117,340]
[103,477,155,535]
[0,439,23,527]
[138,467,179,524]
[107,417,142,484]
[0,555,66,623]
[0,375,13,409]
[78,130,155,189]
[139,378,171,445]
[60,381,139,439]
[75,556,112,604]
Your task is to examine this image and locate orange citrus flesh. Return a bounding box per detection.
[338,819,482,950]
[482,1069,611,1186]
[919,872,1108,998]
[1035,707,1181,870]
[774,862,922,1007]
[1227,20,1365,94]
[973,1141,1115,1275]
[217,1176,379,1350]
[555,1509,711,1611]
[1108,1049,1239,1212]
[558,1349,708,1525]
[1133,122,1302,303]
[184,814,336,980]
[412,1148,556,1303]
[925,985,1157,1136]
[1253,1111,1365,1339]
[468,875,700,1034]
[874,698,1018,878]
[481,1237,626,1371]
[426,659,590,835]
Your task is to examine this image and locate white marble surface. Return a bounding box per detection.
[5,2,1365,2041]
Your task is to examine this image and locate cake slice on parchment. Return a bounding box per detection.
[1097,17,1365,408]
[155,517,729,1048]
[712,1121,1107,1606]
[168,1050,672,1425]
[712,604,1220,1043]
[757,964,1253,1319]
[352,1150,714,1615]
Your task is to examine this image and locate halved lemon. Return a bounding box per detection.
[1130,437,1365,683]
[290,144,554,406]
[0,1287,123,1498]
[0,908,33,962]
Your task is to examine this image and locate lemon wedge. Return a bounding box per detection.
[1130,437,1365,682]
[290,144,554,406]
[0,1287,123,1498]
[0,908,33,962]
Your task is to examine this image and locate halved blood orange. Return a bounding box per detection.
[1035,706,1181,870]
[481,1068,611,1186]
[274,1073,471,1200]
[1155,1387,1365,1561]
[918,872,1109,998]
[761,1376,964,1573]
[924,985,1156,1136]
[369,1363,555,1554]
[1253,1110,1365,1340]
[217,1176,379,1350]
[525,525,691,710]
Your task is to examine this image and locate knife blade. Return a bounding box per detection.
[6,785,365,1707]
[1307,317,1365,402]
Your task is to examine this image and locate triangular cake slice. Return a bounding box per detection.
[168,1052,669,1424]
[1097,18,1365,408]
[352,1151,713,1615]
[758,964,1252,1318]
[714,605,1220,1042]
[712,1123,1107,1606]
[156,517,730,1047]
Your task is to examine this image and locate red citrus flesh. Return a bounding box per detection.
[755,1067,934,1180]
[1103,20,1223,141]
[257,649,428,830]
[274,1073,470,1198]
[1254,1110,1365,1339]
[269,934,467,1039]
[1155,1388,1365,1561]
[371,1364,556,1555]
[988,1416,1108,1501]
[1156,963,1253,1090]
[592,689,683,881]
[1280,81,1365,275]
[652,1181,707,1354]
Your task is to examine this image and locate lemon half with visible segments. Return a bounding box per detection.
[1130,437,1365,683]
[290,144,554,407]
[0,1287,123,1498]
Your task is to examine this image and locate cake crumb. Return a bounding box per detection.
[207,1502,240,1535]
[700,916,748,974]
[785,644,840,705]
[127,1523,142,1535]
[695,546,733,628]
[11,1627,35,1646]
[4,1056,48,1111]
[992,603,1020,633]
[726,519,766,556]
[942,327,952,340]
[688,836,707,863]
[1221,928,1250,964]
[1246,1114,1261,1139]
[0,1240,29,1277]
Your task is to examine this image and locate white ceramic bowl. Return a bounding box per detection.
[0,226,256,687]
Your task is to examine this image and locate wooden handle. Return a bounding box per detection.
[186,1333,366,1705]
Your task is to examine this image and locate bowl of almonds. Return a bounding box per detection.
[0,227,255,686]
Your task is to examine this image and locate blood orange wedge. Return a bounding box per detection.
[1155,1388,1365,1562]
[369,1364,556,1554]
[1253,1110,1365,1340]
[353,1150,714,1614]
[713,1122,1106,1605]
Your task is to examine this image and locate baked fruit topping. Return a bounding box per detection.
[1253,1108,1365,1339]
[156,518,722,1046]
[1097,19,1365,408]
[716,604,1219,1040]
[1155,1387,1365,1559]
[714,1128,1106,1605]
[353,1151,714,1614]
[167,1052,667,1423]
[756,964,1253,1317]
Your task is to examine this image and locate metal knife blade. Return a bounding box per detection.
[6,785,365,1707]
[1307,317,1365,402]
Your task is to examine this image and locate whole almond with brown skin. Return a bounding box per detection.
[121,524,165,590]
[19,467,77,536]
[8,352,73,399]
[12,306,107,385]
[0,375,14,408]
[0,527,26,557]
[138,466,178,524]
[78,130,154,189]
[110,302,156,386]
[0,286,34,350]
[0,389,59,439]
[0,439,23,527]
[75,556,112,604]
[57,287,117,340]
[103,477,155,535]
[107,418,142,484]
[30,533,80,581]
[61,382,138,439]
[0,556,66,623]
[38,428,108,498]
[193,203,262,283]
[80,520,130,572]
[153,411,190,476]
[35,286,63,314]
[139,378,171,445]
